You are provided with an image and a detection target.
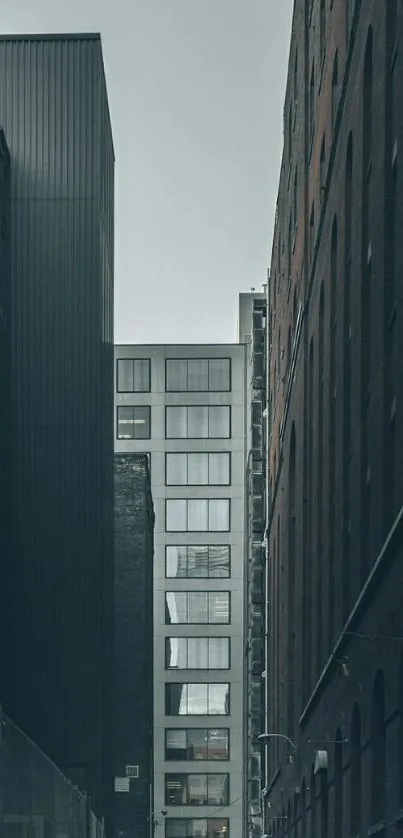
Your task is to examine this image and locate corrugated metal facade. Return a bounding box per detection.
[0,35,114,832]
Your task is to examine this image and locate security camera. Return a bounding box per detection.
[162,810,167,817]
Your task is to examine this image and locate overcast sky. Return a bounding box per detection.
[1,1,293,344]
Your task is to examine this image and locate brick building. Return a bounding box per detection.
[265,2,403,836]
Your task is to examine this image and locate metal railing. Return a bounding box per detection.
[0,707,105,838]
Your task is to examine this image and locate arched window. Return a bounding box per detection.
[371,671,386,824]
[310,769,316,838]
[316,284,324,674]
[328,219,337,646]
[350,704,362,835]
[287,424,296,734]
[300,779,306,838]
[320,769,328,838]
[332,51,339,131]
[343,134,353,615]
[334,730,343,837]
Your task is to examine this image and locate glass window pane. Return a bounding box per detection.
[188,592,208,623]
[167,454,188,485]
[208,406,230,438]
[166,637,188,668]
[167,360,188,391]
[133,359,150,391]
[117,406,134,439]
[133,406,151,439]
[207,821,228,838]
[166,730,187,761]
[166,592,187,624]
[208,499,230,531]
[208,684,229,715]
[188,546,209,578]
[207,776,229,806]
[166,684,188,715]
[188,820,208,838]
[166,500,187,531]
[208,729,229,760]
[166,406,187,438]
[188,406,209,438]
[188,359,209,391]
[188,775,208,806]
[166,546,188,578]
[117,359,134,392]
[165,775,187,805]
[187,454,208,485]
[187,729,208,761]
[209,593,230,624]
[208,454,230,485]
[188,683,208,714]
[208,546,230,578]
[208,638,229,669]
[188,499,208,531]
[166,820,187,838]
[188,638,208,668]
[208,359,230,391]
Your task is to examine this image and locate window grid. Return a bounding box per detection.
[165,683,230,716]
[165,546,231,579]
[165,453,231,487]
[165,359,231,392]
[165,773,230,807]
[165,728,230,762]
[165,499,231,533]
[166,818,229,838]
[165,637,230,670]
[165,405,231,439]
[165,592,231,625]
[116,358,151,392]
[116,406,151,440]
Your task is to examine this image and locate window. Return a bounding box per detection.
[165,592,230,625]
[166,359,231,392]
[309,63,315,146]
[165,729,229,761]
[116,406,151,439]
[166,499,230,532]
[288,102,293,163]
[166,546,230,579]
[346,0,356,42]
[332,51,339,131]
[293,168,298,231]
[371,671,386,825]
[166,819,229,838]
[166,406,231,439]
[166,453,230,486]
[350,705,362,835]
[116,358,150,392]
[166,638,230,669]
[309,203,315,266]
[320,135,326,198]
[165,774,229,807]
[165,683,230,715]
[320,0,326,65]
[294,49,298,104]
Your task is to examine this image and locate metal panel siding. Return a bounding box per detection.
[0,36,114,832]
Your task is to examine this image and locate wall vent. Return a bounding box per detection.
[126,764,140,779]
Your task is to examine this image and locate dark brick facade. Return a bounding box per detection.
[114,454,154,838]
[266,2,403,836]
[0,130,9,696]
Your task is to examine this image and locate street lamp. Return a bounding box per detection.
[257,732,298,757]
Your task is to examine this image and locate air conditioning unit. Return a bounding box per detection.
[126,764,140,779]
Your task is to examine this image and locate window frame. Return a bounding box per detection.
[164,728,230,762]
[164,683,231,716]
[165,358,232,393]
[165,452,231,487]
[116,405,151,440]
[165,591,231,626]
[164,773,230,807]
[165,545,231,579]
[165,405,231,440]
[116,358,151,393]
[166,818,230,838]
[165,637,231,670]
[165,499,231,533]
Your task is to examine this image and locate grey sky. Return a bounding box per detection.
[2,1,293,344]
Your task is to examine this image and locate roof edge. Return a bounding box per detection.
[0,32,101,42]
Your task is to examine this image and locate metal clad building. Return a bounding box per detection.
[0,34,114,831]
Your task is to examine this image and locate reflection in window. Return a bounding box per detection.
[165,774,229,807]
[166,546,230,579]
[166,359,231,392]
[165,637,230,669]
[165,683,230,715]
[166,500,230,532]
[166,592,230,625]
[166,819,229,838]
[166,406,231,439]
[166,453,230,486]
[165,729,229,761]
[116,406,151,439]
[116,358,151,392]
